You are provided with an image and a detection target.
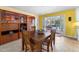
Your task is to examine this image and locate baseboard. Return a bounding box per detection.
[64,35,77,40]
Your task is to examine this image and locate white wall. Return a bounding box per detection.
[76,8,79,20]
[76,8,79,40]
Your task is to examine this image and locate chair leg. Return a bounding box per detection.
[53,39,55,45]
[47,43,49,52]
[31,49,33,52]
[30,45,34,52]
[40,45,42,52]
[51,43,53,51]
[25,49,27,52]
[25,46,27,52]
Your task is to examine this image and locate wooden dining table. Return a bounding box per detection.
[31,31,51,42]
[22,31,51,51]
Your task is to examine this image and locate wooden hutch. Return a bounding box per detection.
[0,9,35,45]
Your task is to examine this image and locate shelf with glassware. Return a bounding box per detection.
[26,15,35,31]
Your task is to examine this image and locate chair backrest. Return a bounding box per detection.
[22,31,33,51]
[22,31,30,45]
[50,30,56,42]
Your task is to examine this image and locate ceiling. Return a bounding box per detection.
[10,6,78,15]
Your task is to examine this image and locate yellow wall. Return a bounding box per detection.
[39,9,76,37]
[39,16,43,30]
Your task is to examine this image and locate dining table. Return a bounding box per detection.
[22,30,51,51]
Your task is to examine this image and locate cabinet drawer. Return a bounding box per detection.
[0,35,11,44]
[10,33,18,41]
[0,33,19,45]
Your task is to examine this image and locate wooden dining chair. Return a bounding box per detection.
[42,38,51,52]
[42,30,56,52]
[50,30,56,50]
[22,31,33,51]
[22,31,42,52]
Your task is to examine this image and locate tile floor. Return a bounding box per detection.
[0,39,22,52]
[0,34,79,52]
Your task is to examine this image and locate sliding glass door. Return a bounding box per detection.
[43,16,65,34]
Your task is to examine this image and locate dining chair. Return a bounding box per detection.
[42,30,56,52]
[22,31,33,51]
[22,31,42,52]
[50,30,56,50]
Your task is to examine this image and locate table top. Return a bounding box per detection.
[30,31,51,42]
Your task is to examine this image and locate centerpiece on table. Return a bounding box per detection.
[37,29,44,35]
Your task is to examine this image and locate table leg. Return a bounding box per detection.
[22,37,24,51]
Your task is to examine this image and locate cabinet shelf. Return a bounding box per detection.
[1,30,19,35]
